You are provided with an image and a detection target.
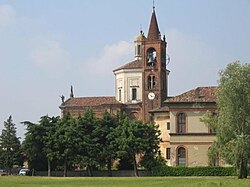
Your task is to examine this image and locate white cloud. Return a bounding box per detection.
[0,4,16,26]
[86,41,133,76]
[73,40,133,96]
[30,40,70,74]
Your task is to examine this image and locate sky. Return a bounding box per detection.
[0,0,250,139]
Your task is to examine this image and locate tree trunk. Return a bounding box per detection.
[107,158,112,177]
[63,160,67,177]
[32,168,35,176]
[133,154,139,177]
[238,158,243,179]
[242,159,248,178]
[238,158,248,179]
[8,165,12,176]
[87,165,93,177]
[47,159,51,177]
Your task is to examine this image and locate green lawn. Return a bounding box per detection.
[0,176,249,187]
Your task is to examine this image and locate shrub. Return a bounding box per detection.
[140,154,166,171]
[151,166,236,176]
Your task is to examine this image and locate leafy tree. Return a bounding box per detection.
[22,120,47,171]
[77,108,99,176]
[139,123,164,171]
[95,111,118,176]
[205,62,250,178]
[0,116,21,175]
[22,115,59,175]
[40,116,59,176]
[115,118,161,176]
[53,113,80,177]
[117,156,134,170]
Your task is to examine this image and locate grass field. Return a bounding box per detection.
[0,176,249,187]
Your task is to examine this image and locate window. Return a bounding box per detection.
[177,113,186,133]
[147,48,156,66]
[177,147,186,166]
[167,122,170,130]
[118,89,121,101]
[166,148,171,159]
[137,44,141,56]
[148,75,156,90]
[132,88,137,100]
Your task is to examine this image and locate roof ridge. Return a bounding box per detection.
[62,96,120,107]
[165,86,217,103]
[113,59,142,72]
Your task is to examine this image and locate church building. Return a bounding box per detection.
[60,6,169,123]
[60,6,218,167]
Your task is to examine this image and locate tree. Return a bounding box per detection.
[53,113,80,177]
[115,117,161,177]
[22,120,47,171]
[0,116,21,175]
[40,116,59,176]
[77,108,99,176]
[95,111,118,176]
[22,115,59,176]
[206,62,250,178]
[139,123,165,171]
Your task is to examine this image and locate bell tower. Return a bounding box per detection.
[141,7,169,122]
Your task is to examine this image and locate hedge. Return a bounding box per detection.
[151,166,236,176]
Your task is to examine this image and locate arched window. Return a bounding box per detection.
[148,75,156,90]
[147,48,156,66]
[177,147,186,166]
[177,113,186,133]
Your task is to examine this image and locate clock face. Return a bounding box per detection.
[148,92,155,100]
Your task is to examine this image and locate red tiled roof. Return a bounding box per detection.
[113,60,142,72]
[62,96,120,107]
[165,86,217,103]
[149,106,169,113]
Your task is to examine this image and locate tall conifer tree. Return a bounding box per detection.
[0,116,21,175]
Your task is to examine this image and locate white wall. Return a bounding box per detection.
[114,69,142,104]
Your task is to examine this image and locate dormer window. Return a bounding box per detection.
[147,48,156,66]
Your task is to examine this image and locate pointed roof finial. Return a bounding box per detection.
[140,24,143,34]
[147,2,160,40]
[153,0,155,12]
[70,85,74,98]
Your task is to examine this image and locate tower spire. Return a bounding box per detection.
[147,2,160,40]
